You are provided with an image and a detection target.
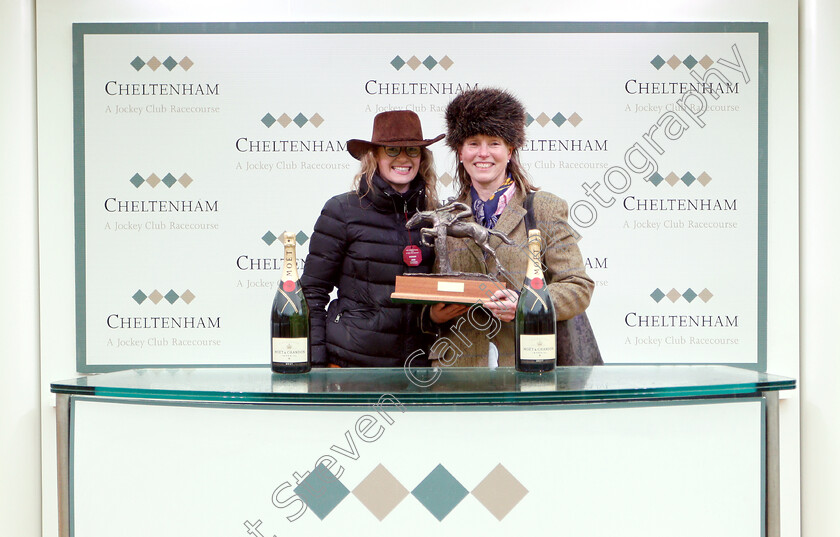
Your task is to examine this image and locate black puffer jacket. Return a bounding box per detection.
[301,173,435,367]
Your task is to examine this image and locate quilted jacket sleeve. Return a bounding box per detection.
[300,195,348,366]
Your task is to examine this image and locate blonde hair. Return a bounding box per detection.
[353,147,440,210]
[453,146,539,199]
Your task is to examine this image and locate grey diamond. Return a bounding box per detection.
[422,55,437,70]
[132,290,147,304]
[130,173,145,188]
[650,288,665,302]
[163,56,178,71]
[293,113,308,127]
[390,56,406,70]
[162,173,177,188]
[551,112,566,127]
[164,290,180,304]
[650,55,666,69]
[130,56,145,71]
[525,113,534,126]
[295,464,349,520]
[411,464,468,521]
[296,231,309,245]
[681,172,696,186]
[261,113,276,128]
[649,172,664,186]
[262,231,277,245]
[683,55,698,69]
[683,288,698,302]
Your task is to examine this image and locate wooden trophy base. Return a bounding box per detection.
[391,274,509,305]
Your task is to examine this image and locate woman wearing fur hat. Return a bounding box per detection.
[301,110,444,367]
[429,88,594,367]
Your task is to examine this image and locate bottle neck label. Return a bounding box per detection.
[525,234,545,284]
[280,239,299,290]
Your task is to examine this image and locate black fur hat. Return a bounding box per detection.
[444,87,526,150]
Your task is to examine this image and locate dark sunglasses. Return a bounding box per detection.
[383,146,421,158]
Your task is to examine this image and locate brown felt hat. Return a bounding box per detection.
[347,110,444,160]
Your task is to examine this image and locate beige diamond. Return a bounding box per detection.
[665,172,680,186]
[699,55,714,69]
[277,113,292,127]
[148,290,163,304]
[666,55,682,69]
[438,172,453,187]
[146,173,161,188]
[180,289,195,304]
[567,112,583,127]
[352,464,408,521]
[438,55,454,70]
[309,113,324,127]
[179,56,193,70]
[535,113,550,127]
[146,56,162,71]
[698,288,714,302]
[696,172,712,186]
[471,463,528,521]
[178,173,193,187]
[666,288,681,302]
[406,56,422,70]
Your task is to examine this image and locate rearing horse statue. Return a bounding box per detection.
[406,200,513,278]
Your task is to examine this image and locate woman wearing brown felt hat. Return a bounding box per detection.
[300,110,444,367]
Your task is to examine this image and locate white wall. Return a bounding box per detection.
[0,0,41,536]
[0,0,819,536]
[799,1,840,535]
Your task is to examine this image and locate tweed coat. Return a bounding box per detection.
[430,188,594,367]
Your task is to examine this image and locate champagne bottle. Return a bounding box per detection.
[515,229,556,372]
[270,232,311,373]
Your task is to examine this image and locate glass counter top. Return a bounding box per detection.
[51,365,795,405]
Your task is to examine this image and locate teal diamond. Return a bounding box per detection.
[683,288,698,303]
[295,464,349,520]
[411,464,468,521]
[132,290,147,304]
[163,56,178,71]
[683,55,698,69]
[130,56,146,71]
[525,113,535,126]
[551,112,567,127]
[293,113,308,127]
[390,55,406,70]
[649,172,664,186]
[296,231,309,245]
[261,113,276,128]
[262,231,277,245]
[164,290,180,304]
[422,55,437,70]
[162,173,177,188]
[681,172,696,186]
[650,288,665,302]
[650,55,665,69]
[130,173,145,188]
